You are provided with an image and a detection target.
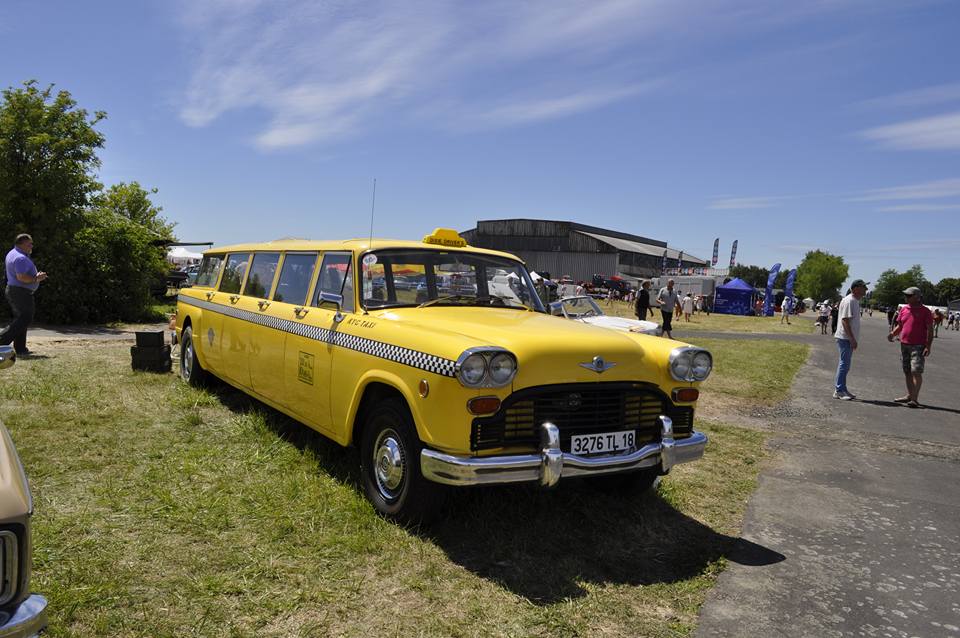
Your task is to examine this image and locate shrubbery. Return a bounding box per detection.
[0,81,174,323]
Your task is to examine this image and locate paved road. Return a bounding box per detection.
[697,316,960,637]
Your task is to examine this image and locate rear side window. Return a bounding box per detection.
[219,253,250,294]
[195,254,224,288]
[273,253,317,305]
[313,252,355,312]
[243,252,280,299]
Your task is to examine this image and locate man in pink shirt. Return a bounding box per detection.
[887,286,934,408]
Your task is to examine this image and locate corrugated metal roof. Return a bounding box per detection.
[576,231,708,265]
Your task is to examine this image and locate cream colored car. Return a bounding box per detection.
[0,345,48,637]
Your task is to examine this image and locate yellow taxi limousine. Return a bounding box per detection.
[175,229,711,522]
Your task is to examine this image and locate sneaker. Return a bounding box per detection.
[833,390,854,400]
[893,396,911,404]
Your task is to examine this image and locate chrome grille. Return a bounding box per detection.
[471,383,694,451]
[0,530,19,606]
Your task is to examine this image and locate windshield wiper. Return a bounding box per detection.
[417,294,472,308]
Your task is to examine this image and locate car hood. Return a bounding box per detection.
[579,315,660,335]
[373,307,680,387]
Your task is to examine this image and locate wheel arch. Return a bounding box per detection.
[178,311,210,370]
[348,373,423,448]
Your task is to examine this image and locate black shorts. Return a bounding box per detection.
[661,311,673,331]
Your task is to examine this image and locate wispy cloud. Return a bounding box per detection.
[851,178,960,201]
[860,111,960,151]
[708,196,790,210]
[854,82,960,111]
[174,0,872,150]
[876,203,960,212]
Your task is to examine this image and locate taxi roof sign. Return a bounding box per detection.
[422,228,467,248]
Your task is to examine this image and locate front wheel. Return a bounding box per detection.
[360,399,444,524]
[179,325,207,387]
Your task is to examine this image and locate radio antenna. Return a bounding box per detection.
[368,178,377,248]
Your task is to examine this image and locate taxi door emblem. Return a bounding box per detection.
[579,355,616,374]
[207,327,215,347]
[298,351,315,385]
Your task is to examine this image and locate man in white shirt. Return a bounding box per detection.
[833,279,868,400]
[657,279,681,338]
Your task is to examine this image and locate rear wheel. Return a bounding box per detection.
[179,325,207,387]
[360,398,444,524]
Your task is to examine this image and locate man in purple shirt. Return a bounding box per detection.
[1,234,48,355]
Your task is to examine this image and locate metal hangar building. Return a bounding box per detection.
[459,219,707,282]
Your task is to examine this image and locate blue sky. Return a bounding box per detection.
[1,0,958,287]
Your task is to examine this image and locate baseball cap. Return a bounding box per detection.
[902,286,921,296]
[850,279,869,288]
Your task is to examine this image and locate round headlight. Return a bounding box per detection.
[488,352,516,385]
[671,351,692,380]
[692,351,712,380]
[459,353,487,386]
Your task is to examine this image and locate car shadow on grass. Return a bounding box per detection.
[205,379,784,605]
[422,482,784,604]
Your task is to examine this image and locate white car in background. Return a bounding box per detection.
[550,296,662,336]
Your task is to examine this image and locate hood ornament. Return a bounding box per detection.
[579,355,616,374]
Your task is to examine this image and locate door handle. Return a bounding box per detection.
[294,306,309,318]
[206,292,215,301]
[229,295,240,303]
[258,300,271,311]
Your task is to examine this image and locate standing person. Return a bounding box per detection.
[634,280,651,320]
[817,302,830,335]
[886,307,896,327]
[887,287,934,408]
[833,279,868,400]
[681,292,694,322]
[780,297,792,325]
[656,279,680,339]
[1,234,48,355]
[830,303,839,335]
[932,309,943,337]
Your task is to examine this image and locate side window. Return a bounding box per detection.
[243,252,280,299]
[313,253,355,313]
[273,253,317,305]
[195,254,224,288]
[219,253,250,294]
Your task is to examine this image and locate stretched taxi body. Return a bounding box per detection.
[175,229,711,521]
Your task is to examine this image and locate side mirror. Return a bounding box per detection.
[0,345,16,370]
[318,291,345,323]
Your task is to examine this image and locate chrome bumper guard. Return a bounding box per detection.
[0,594,47,638]
[421,416,707,487]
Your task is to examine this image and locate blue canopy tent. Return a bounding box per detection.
[713,278,755,315]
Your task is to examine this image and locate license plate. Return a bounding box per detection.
[570,430,636,455]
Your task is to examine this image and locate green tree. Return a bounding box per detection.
[934,277,960,306]
[0,81,175,322]
[794,250,848,301]
[872,265,928,309]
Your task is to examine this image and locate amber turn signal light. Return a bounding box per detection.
[467,396,501,415]
[672,388,699,403]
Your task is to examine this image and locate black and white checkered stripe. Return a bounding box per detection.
[179,295,457,377]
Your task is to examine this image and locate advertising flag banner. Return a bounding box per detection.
[784,268,797,312]
[729,240,738,268]
[712,238,719,266]
[677,250,683,270]
[661,249,668,273]
[762,263,781,316]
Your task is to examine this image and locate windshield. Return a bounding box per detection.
[559,296,603,319]
[361,249,544,312]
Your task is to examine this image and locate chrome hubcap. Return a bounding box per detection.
[182,338,193,379]
[373,429,405,500]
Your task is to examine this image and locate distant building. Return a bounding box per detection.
[460,219,707,282]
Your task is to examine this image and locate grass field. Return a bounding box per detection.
[688,339,809,405]
[601,300,815,335]
[2,340,782,637]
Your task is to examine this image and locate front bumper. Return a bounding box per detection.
[0,594,48,638]
[421,416,706,487]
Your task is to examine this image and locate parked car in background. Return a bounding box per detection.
[551,296,662,336]
[0,345,48,638]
